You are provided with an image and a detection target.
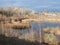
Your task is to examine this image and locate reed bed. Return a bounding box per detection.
[43,27,60,45]
[0,22,42,43]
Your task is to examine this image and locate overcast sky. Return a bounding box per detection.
[0,0,60,12]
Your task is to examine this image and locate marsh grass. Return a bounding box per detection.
[0,21,60,45]
[0,22,42,43]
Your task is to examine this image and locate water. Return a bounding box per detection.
[15,22,60,41]
[42,22,60,28]
[15,22,60,34]
[15,22,42,34]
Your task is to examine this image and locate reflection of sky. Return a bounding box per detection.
[0,0,60,12]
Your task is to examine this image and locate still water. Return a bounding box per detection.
[15,22,60,41]
[16,22,60,34]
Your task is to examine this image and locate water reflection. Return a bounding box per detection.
[16,22,60,34]
[15,22,60,42]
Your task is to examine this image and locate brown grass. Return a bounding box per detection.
[43,27,60,35]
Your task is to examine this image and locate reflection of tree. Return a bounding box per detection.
[0,35,40,45]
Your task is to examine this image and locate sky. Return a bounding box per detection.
[0,0,60,12]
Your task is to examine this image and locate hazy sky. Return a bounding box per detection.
[0,0,60,12]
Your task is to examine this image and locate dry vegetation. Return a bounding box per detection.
[43,27,60,35]
[43,27,60,45]
[0,7,60,45]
